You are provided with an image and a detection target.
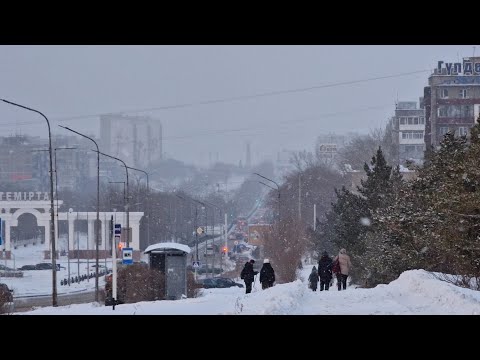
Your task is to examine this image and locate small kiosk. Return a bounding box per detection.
[144,242,191,300]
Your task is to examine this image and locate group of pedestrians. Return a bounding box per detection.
[308,248,352,291]
[239,248,352,294]
[240,258,275,294]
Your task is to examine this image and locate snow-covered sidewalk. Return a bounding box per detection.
[15,266,480,315]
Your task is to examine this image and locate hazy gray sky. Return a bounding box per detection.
[1,45,478,166]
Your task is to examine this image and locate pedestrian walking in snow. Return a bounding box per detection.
[308,266,319,291]
[333,248,353,291]
[318,251,333,291]
[240,259,258,294]
[259,258,275,290]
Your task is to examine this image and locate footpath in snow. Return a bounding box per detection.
[15,265,480,315]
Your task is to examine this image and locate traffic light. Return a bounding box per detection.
[118,242,124,250]
[222,246,227,254]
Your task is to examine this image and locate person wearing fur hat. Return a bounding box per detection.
[259,258,275,290]
[240,259,258,294]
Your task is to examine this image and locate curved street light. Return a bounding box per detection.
[94,150,130,247]
[126,166,150,247]
[58,125,101,302]
[1,99,58,306]
[254,172,281,221]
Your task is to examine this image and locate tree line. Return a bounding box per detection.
[262,119,480,290]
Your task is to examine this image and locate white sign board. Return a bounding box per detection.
[122,247,133,265]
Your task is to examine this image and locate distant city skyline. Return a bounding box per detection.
[1,45,478,166]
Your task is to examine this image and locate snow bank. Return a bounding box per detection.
[15,268,480,315]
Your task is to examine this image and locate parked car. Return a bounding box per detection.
[0,283,14,313]
[35,263,53,270]
[215,278,244,288]
[199,277,243,289]
[19,265,37,271]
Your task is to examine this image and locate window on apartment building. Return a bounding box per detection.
[405,145,416,153]
[407,117,414,125]
[413,117,419,125]
[416,145,425,152]
[459,89,468,99]
[401,131,424,140]
[399,117,406,125]
[439,127,450,136]
[441,88,449,98]
[438,106,448,117]
[457,127,469,137]
[438,105,473,118]
[419,117,425,124]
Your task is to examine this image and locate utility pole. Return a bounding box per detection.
[313,204,316,231]
[112,211,117,310]
[224,212,228,270]
[298,174,301,221]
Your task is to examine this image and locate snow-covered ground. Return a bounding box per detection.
[13,265,480,315]
[1,234,113,297]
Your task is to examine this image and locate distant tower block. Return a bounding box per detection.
[246,141,251,169]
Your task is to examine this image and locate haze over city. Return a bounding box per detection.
[1,45,477,166]
[2,45,480,316]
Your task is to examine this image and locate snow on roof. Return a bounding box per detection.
[144,242,191,254]
[399,165,415,172]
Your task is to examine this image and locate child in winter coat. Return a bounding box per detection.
[308,266,319,291]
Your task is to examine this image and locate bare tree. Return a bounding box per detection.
[263,214,308,283]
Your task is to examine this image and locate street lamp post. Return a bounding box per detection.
[67,208,73,285]
[126,167,149,247]
[179,195,208,272]
[203,200,222,277]
[258,180,280,220]
[54,147,76,287]
[176,194,199,280]
[58,125,101,302]
[254,173,281,221]
[109,182,126,208]
[1,99,58,307]
[95,151,130,247]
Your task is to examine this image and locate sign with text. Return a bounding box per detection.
[0,192,50,201]
[437,59,480,76]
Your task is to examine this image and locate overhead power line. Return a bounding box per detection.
[0,68,429,127]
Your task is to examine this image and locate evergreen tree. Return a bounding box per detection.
[358,147,394,210]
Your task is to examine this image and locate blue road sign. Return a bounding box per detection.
[122,247,133,265]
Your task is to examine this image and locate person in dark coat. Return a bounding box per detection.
[240,259,258,294]
[318,251,333,291]
[308,266,319,291]
[259,259,275,290]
